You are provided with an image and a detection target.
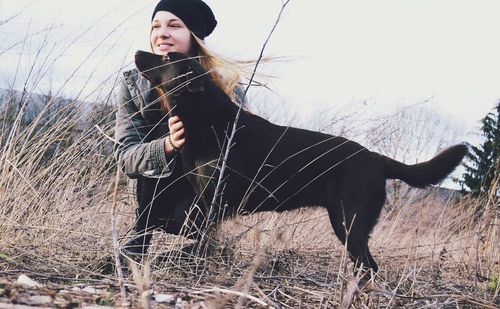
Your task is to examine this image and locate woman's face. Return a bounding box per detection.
[150,11,192,55]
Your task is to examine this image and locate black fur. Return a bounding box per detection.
[135,51,468,273]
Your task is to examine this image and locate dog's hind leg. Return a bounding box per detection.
[327,203,378,273]
[325,176,385,274]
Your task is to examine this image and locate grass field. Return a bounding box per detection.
[0,6,498,305]
[0,111,498,307]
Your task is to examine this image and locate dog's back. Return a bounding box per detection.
[216,113,378,212]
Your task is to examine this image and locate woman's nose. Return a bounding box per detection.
[159,26,171,38]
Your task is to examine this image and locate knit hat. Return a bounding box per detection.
[151,0,217,40]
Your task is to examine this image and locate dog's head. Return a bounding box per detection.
[135,50,207,111]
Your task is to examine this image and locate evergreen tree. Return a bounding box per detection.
[460,102,500,196]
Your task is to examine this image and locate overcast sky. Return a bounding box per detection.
[1,0,500,136]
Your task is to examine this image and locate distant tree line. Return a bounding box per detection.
[0,87,115,162]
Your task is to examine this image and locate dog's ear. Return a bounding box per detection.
[134,50,164,86]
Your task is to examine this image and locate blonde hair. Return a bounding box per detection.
[192,34,274,105]
[192,34,244,102]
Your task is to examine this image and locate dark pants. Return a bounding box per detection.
[135,175,205,240]
[127,157,205,256]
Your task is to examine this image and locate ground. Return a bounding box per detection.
[0,185,498,308]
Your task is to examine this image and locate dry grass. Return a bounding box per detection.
[5,167,498,308]
[0,95,498,308]
[0,7,498,307]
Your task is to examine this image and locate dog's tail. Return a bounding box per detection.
[378,144,468,188]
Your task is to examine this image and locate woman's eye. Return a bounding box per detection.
[152,24,160,29]
[170,24,182,28]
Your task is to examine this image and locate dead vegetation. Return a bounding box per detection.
[0,141,498,308]
[0,4,498,307]
[0,78,498,309]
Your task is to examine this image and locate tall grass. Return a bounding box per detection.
[0,5,498,308]
[0,7,133,277]
[0,93,120,275]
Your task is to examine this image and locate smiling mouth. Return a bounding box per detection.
[158,43,173,50]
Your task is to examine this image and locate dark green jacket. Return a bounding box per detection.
[114,68,176,179]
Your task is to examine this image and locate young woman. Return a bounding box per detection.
[114,0,246,261]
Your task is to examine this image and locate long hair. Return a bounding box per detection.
[192,34,244,103]
[191,34,272,105]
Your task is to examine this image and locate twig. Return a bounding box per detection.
[252,282,282,309]
[111,167,127,299]
[340,276,360,309]
[366,284,499,309]
[95,124,123,146]
[201,0,290,254]
[276,289,296,305]
[254,275,334,289]
[392,293,498,308]
[191,287,269,307]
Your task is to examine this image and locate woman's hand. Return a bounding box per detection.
[165,115,186,153]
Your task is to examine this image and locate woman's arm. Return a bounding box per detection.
[114,78,176,179]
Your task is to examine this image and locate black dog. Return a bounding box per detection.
[135,51,467,273]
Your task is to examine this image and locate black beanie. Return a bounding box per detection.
[151,0,217,40]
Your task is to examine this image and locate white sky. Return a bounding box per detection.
[1,0,500,136]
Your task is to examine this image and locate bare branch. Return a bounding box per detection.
[111,167,127,300]
[201,0,291,250]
